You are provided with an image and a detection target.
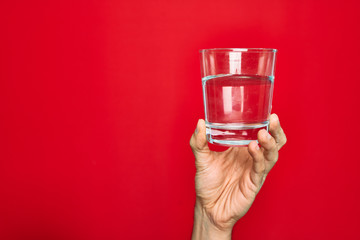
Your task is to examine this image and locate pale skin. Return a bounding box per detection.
[190,114,287,240]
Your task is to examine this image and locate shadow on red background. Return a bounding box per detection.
[1,0,360,239]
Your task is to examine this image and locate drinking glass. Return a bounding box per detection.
[200,48,277,146]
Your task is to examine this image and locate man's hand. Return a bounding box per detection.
[190,114,287,240]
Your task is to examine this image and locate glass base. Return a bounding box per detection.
[208,139,254,147]
[206,121,269,147]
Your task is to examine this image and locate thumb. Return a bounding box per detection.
[190,119,210,155]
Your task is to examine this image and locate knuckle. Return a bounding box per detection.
[283,135,287,144]
[189,135,195,148]
[270,138,278,151]
[280,135,287,147]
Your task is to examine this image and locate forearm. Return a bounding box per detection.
[192,201,232,240]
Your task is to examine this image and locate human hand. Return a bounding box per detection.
[190,114,287,240]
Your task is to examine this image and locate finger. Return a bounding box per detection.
[189,119,210,155]
[248,141,266,188]
[258,129,279,170]
[269,114,287,150]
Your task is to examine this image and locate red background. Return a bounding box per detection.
[1,0,360,239]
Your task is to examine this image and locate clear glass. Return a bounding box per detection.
[200,48,277,146]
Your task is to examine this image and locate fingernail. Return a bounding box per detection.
[256,144,260,150]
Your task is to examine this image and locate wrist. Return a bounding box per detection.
[192,201,233,240]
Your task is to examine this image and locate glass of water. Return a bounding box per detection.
[200,48,277,146]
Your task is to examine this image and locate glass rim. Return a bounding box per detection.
[199,48,277,53]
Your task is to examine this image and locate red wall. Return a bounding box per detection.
[1,0,360,239]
